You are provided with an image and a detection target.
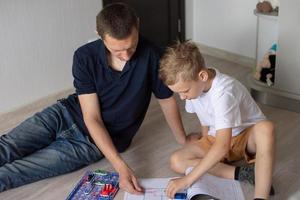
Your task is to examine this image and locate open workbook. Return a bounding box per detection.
[124,168,245,200]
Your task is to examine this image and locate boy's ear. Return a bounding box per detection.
[198,70,208,82]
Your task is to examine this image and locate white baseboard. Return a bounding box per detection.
[196,42,256,68]
[0,88,74,133]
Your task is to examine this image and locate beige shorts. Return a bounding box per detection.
[196,127,255,164]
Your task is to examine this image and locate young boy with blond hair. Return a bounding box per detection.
[159,41,275,200]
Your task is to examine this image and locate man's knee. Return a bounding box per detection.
[0,171,10,192]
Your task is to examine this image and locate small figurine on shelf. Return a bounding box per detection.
[256,0,279,13]
[254,43,277,86]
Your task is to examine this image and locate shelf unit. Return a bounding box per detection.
[250,4,300,112]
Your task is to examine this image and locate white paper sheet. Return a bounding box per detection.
[187,173,245,200]
[124,178,181,200]
[124,174,245,200]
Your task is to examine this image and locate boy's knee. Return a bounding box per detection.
[255,121,275,135]
[254,120,275,144]
[263,120,275,131]
[169,151,183,173]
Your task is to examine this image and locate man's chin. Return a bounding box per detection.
[119,58,130,62]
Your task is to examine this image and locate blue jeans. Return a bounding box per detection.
[0,102,103,192]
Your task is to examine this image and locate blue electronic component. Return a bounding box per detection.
[66,170,119,200]
[174,192,187,199]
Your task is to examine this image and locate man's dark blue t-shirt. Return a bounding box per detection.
[63,36,173,152]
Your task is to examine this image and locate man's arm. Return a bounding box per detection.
[78,93,143,194]
[166,128,232,198]
[157,96,187,145]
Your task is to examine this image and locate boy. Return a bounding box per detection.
[159,41,275,200]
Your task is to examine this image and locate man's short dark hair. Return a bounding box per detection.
[96,3,139,40]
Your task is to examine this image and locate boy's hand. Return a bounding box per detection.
[166,177,191,198]
[118,166,144,195]
[186,132,201,143]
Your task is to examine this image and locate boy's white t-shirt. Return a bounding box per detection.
[185,69,266,137]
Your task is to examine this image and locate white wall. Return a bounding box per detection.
[185,0,194,40]
[190,0,258,59]
[274,0,300,95]
[1,0,258,113]
[0,0,102,114]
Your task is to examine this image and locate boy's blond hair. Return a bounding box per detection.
[159,41,206,85]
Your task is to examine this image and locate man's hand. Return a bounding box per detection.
[79,93,143,194]
[166,177,191,198]
[118,165,144,195]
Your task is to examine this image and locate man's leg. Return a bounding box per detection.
[0,121,102,192]
[246,120,275,199]
[0,103,103,192]
[0,103,65,166]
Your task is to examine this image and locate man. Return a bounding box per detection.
[0,3,188,193]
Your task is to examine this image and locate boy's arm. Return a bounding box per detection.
[78,93,143,194]
[185,125,208,143]
[201,125,209,137]
[186,128,232,184]
[166,128,232,198]
[158,96,187,145]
